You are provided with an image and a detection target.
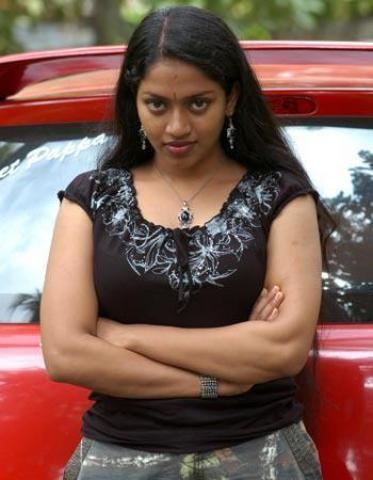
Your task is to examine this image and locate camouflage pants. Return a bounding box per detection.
[63,421,322,479]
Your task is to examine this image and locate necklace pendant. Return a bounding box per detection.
[178,201,194,229]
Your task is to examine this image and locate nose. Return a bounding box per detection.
[165,108,191,138]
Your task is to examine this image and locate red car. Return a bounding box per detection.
[0,42,372,480]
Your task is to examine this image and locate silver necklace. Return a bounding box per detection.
[154,165,221,229]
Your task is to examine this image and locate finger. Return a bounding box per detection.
[255,287,268,306]
[258,291,283,320]
[267,307,279,321]
[249,288,269,320]
[255,286,276,310]
[249,286,284,321]
[255,286,280,318]
[261,292,283,320]
[250,286,278,320]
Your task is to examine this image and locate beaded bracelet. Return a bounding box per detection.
[200,375,218,398]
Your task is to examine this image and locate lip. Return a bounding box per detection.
[164,141,196,156]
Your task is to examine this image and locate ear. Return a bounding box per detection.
[226,82,240,116]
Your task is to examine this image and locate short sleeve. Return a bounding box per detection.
[57,170,98,220]
[256,170,319,234]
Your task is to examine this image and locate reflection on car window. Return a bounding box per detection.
[0,123,372,324]
[0,124,108,323]
[286,124,373,323]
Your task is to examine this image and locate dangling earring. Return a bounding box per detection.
[139,125,147,151]
[226,116,236,150]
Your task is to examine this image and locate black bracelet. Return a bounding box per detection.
[200,375,218,398]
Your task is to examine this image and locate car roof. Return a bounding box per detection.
[1,41,373,101]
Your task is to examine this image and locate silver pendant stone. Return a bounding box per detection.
[178,201,194,229]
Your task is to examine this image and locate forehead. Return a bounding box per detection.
[138,58,222,97]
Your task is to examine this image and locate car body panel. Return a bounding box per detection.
[0,326,91,480]
[1,91,373,128]
[2,42,373,101]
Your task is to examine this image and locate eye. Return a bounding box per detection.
[190,98,210,112]
[145,98,166,113]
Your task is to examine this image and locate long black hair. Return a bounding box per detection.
[99,5,335,265]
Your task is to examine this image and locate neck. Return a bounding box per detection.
[151,148,230,181]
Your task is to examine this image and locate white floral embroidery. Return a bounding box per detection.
[90,168,281,308]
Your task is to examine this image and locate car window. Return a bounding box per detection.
[285,121,373,323]
[0,121,372,324]
[0,124,108,323]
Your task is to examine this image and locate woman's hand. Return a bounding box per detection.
[248,286,284,322]
[218,380,253,396]
[215,286,285,395]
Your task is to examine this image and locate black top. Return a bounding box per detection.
[60,166,318,453]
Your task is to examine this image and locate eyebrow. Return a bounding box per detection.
[141,90,215,99]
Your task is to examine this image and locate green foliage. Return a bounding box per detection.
[0,0,88,54]
[0,11,22,54]
[1,0,373,55]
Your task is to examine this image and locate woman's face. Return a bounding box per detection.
[136,58,238,168]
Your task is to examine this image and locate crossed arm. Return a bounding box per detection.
[41,193,321,398]
[96,285,285,385]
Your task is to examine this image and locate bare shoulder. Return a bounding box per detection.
[270,193,319,241]
[48,198,94,268]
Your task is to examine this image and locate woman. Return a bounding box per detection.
[41,6,328,479]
